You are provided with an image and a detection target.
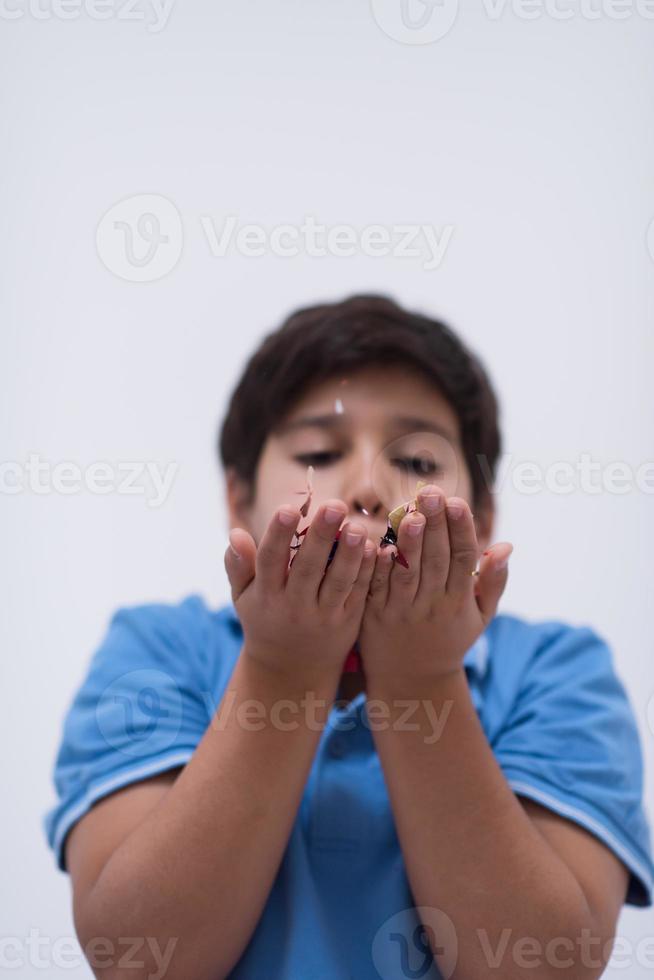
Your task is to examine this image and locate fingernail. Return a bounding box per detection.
[346,528,364,545]
[228,531,241,558]
[495,548,513,571]
[420,493,443,515]
[407,517,425,536]
[324,506,344,525]
[278,509,297,527]
[446,500,465,519]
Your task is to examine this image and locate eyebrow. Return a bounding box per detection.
[275,414,457,443]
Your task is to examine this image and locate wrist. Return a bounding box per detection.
[241,643,342,701]
[365,665,467,703]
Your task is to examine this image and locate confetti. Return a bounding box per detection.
[288,465,316,565]
[293,464,314,518]
[288,464,361,674]
[288,467,431,676]
[378,479,428,569]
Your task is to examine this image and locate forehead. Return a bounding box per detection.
[276,365,460,442]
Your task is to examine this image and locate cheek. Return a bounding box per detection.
[432,471,463,499]
[248,457,321,539]
[451,456,474,503]
[406,467,468,503]
[254,447,301,506]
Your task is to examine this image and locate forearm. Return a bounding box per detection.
[367,669,601,980]
[81,650,339,980]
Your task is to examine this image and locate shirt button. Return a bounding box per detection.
[329,736,347,758]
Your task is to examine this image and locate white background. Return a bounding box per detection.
[2,0,654,976]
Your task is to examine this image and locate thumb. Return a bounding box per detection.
[224,527,257,603]
[475,543,513,623]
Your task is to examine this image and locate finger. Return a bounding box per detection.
[255,506,302,594]
[366,543,394,610]
[318,520,367,610]
[224,527,257,603]
[444,497,481,600]
[387,511,425,608]
[414,484,449,603]
[286,499,347,604]
[475,543,513,623]
[344,538,378,615]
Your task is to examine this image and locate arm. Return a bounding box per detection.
[360,484,628,980]
[367,668,628,980]
[69,497,376,980]
[71,651,339,980]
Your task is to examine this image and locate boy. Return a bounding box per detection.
[44,294,654,980]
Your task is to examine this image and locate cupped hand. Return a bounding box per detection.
[359,484,513,687]
[224,500,376,686]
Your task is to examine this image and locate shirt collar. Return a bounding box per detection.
[222,603,490,683]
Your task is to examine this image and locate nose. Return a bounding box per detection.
[340,438,390,532]
[344,470,387,528]
[352,497,383,518]
[347,495,386,541]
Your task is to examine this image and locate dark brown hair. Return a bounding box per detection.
[218,294,501,511]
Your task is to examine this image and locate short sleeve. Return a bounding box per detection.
[492,623,654,907]
[43,596,212,872]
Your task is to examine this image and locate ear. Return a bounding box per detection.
[225,467,255,534]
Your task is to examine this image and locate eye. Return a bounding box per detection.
[294,452,341,468]
[391,457,443,476]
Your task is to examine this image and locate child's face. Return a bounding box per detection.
[227,364,494,554]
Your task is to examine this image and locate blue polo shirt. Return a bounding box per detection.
[44,594,654,979]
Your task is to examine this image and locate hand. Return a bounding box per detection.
[225,500,377,686]
[359,484,513,688]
